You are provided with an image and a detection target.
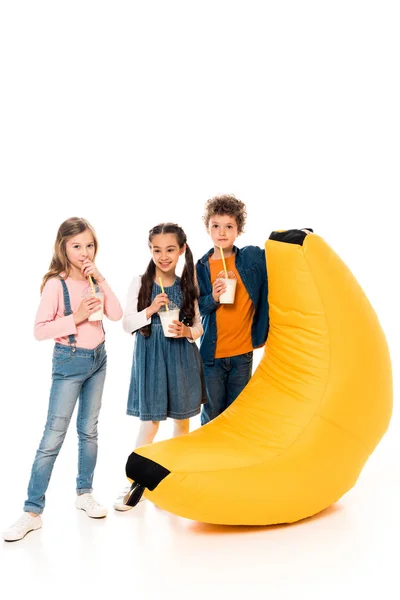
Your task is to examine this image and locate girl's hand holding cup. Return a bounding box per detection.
[74,296,102,325]
[148,293,169,317]
[169,320,191,339]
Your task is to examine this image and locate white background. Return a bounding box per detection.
[0,1,399,599]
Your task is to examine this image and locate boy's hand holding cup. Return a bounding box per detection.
[215,246,237,304]
[215,270,237,304]
[212,278,227,302]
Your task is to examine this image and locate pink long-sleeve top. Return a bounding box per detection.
[34,276,123,349]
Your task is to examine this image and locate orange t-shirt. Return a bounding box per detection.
[209,254,255,359]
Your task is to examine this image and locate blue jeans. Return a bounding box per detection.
[201,351,253,425]
[24,342,107,514]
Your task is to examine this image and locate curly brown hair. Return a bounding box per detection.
[202,194,247,234]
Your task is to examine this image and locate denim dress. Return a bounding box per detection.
[127,278,207,421]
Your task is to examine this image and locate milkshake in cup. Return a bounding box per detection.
[159,301,180,337]
[83,284,104,321]
[217,270,237,304]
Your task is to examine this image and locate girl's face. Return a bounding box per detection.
[150,233,185,276]
[208,214,239,252]
[65,230,95,275]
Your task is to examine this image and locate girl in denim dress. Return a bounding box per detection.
[2,217,123,542]
[113,222,207,511]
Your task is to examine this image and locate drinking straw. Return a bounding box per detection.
[88,275,96,295]
[159,277,169,311]
[220,247,228,279]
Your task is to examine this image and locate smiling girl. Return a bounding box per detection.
[113,222,206,511]
[2,217,122,542]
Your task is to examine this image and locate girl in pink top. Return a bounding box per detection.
[2,217,123,542]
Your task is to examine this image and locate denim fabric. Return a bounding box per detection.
[60,278,77,347]
[200,352,253,425]
[196,245,269,366]
[127,279,207,421]
[24,342,107,514]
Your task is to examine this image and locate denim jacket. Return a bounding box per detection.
[196,245,269,366]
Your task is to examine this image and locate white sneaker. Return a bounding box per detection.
[113,485,145,511]
[75,493,107,518]
[2,513,42,542]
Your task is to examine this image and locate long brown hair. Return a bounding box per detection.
[138,223,198,337]
[40,217,99,293]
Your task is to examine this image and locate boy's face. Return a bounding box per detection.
[208,214,239,251]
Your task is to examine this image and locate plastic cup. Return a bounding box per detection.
[217,270,237,304]
[83,285,104,321]
[159,301,180,337]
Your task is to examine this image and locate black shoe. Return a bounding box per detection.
[125,482,145,506]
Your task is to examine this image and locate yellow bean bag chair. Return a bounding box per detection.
[125,230,392,525]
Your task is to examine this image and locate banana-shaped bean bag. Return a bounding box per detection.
[125,230,392,525]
